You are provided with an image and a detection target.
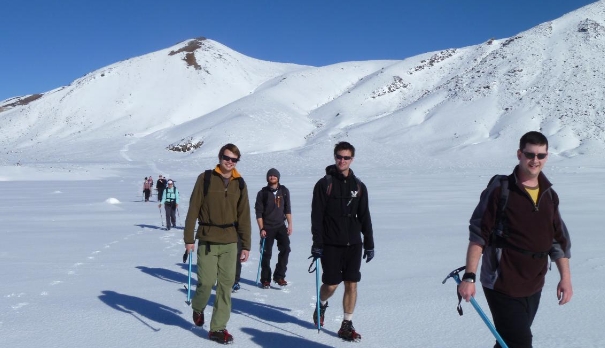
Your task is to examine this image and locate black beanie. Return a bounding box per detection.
[266,168,280,182]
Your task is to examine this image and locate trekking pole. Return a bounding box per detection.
[177,207,182,226]
[183,251,192,305]
[307,256,321,333]
[315,258,321,333]
[158,206,164,227]
[255,238,266,286]
[442,266,508,348]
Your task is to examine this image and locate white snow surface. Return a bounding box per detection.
[2,2,605,347]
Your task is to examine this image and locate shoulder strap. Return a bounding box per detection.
[262,186,270,207]
[354,177,362,196]
[325,175,333,196]
[203,169,212,197]
[492,175,509,238]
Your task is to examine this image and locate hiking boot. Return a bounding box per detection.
[208,329,234,344]
[261,281,270,289]
[273,278,288,286]
[338,320,361,341]
[313,301,328,327]
[232,282,240,292]
[192,311,204,327]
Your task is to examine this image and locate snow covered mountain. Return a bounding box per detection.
[2,2,605,168]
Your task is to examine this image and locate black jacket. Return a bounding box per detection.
[311,165,374,249]
[156,178,167,192]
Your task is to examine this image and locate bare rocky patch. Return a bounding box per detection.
[167,137,203,152]
[168,37,207,70]
[0,94,43,112]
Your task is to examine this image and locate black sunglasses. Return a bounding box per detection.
[522,152,547,160]
[222,154,239,163]
[335,154,353,161]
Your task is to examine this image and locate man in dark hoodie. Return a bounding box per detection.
[458,131,572,348]
[310,141,374,342]
[255,168,293,288]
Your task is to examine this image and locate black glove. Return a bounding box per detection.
[310,246,323,261]
[363,249,374,263]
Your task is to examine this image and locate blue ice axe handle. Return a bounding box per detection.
[442,266,508,348]
[255,238,266,286]
[185,251,192,305]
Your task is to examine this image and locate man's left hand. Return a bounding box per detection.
[363,249,374,263]
[557,278,573,305]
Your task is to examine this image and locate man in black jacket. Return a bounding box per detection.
[156,175,167,202]
[310,141,374,342]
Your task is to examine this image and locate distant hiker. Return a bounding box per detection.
[458,131,572,348]
[255,168,292,289]
[310,141,374,342]
[158,179,179,230]
[183,143,251,344]
[147,176,154,198]
[156,175,167,201]
[143,177,151,202]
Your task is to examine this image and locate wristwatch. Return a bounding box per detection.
[462,272,476,283]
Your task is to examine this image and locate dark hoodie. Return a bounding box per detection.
[311,165,374,249]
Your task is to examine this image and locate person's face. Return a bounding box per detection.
[334,150,354,173]
[267,175,279,185]
[219,149,239,173]
[517,143,548,179]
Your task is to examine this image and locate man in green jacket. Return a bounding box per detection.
[184,143,251,344]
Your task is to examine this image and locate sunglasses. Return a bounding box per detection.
[522,152,547,160]
[221,154,239,163]
[335,154,353,161]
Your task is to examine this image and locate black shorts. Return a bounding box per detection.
[320,244,362,285]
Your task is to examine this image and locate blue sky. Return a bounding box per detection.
[0,0,597,101]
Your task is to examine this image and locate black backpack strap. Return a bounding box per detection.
[324,175,333,196]
[493,175,509,238]
[203,169,212,197]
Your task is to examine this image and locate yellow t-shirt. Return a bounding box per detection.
[524,185,539,204]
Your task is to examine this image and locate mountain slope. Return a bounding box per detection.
[2,2,605,167]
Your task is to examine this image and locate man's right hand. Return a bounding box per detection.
[185,244,195,253]
[458,281,476,302]
[310,246,323,261]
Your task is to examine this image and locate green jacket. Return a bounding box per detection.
[183,166,252,250]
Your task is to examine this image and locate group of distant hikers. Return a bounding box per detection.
[138,132,572,347]
[142,174,179,229]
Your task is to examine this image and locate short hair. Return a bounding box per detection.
[333,141,355,157]
[218,143,241,160]
[519,131,548,151]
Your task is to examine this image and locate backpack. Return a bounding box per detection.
[486,175,550,259]
[165,186,178,207]
[199,169,245,229]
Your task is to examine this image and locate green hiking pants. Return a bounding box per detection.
[192,241,237,331]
